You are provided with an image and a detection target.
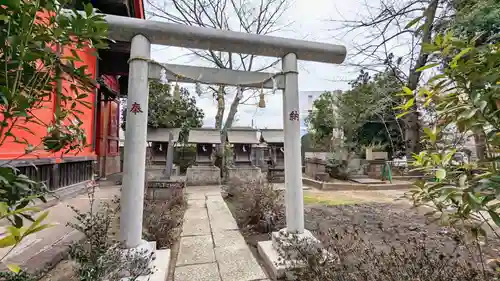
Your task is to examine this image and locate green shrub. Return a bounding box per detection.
[0,271,37,281]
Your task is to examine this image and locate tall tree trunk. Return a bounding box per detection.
[217,89,243,175]
[404,0,439,156]
[214,86,226,175]
[215,86,225,130]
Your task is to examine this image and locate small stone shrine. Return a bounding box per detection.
[260,129,285,182]
[185,128,221,186]
[145,127,183,200]
[146,127,181,179]
[260,129,285,168]
[226,128,262,183]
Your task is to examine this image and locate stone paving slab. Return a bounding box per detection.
[187,199,206,209]
[182,217,211,237]
[206,200,239,231]
[184,207,209,220]
[186,192,206,200]
[206,194,224,201]
[185,185,221,196]
[176,235,216,266]
[175,263,221,281]
[212,230,246,248]
[209,212,239,231]
[215,246,268,281]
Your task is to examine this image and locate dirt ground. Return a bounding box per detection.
[226,187,500,272]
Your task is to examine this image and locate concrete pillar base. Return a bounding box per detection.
[117,240,170,281]
[257,229,320,280]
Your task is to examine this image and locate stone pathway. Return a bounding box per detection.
[175,185,269,281]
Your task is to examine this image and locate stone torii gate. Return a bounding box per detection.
[108,11,346,270]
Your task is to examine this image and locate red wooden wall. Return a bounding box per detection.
[0,46,97,161]
[96,75,121,160]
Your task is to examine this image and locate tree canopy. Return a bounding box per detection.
[306,70,405,156]
[304,91,337,150]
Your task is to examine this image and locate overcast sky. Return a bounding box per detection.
[147,0,365,129]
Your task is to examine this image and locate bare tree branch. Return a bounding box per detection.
[146,0,292,162]
[331,0,449,155]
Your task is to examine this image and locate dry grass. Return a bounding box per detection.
[303,193,359,206]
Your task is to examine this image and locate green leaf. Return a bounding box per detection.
[85,3,94,17]
[402,86,413,96]
[404,98,414,109]
[435,34,442,46]
[435,168,446,180]
[27,211,49,232]
[7,226,21,241]
[25,223,55,236]
[422,43,440,52]
[0,235,17,248]
[458,108,478,120]
[405,16,424,29]
[465,192,482,209]
[416,63,440,72]
[488,210,500,227]
[7,264,20,273]
[395,111,410,119]
[423,127,437,143]
[450,47,472,67]
[4,0,20,9]
[428,74,447,84]
[477,100,488,112]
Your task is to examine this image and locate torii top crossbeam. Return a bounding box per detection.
[104,14,346,64]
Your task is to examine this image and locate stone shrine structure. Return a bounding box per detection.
[146,127,181,179]
[185,128,221,186]
[260,129,285,168]
[226,128,262,183]
[260,129,285,182]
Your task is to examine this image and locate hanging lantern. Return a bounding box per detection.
[258,88,266,108]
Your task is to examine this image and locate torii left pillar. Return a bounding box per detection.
[120,34,152,252]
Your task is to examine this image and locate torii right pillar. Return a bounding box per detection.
[282,53,304,233]
[258,53,317,280]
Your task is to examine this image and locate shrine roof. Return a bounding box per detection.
[188,128,221,144]
[260,129,284,144]
[146,128,181,142]
[227,128,260,144]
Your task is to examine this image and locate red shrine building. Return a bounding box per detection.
[0,0,144,192]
